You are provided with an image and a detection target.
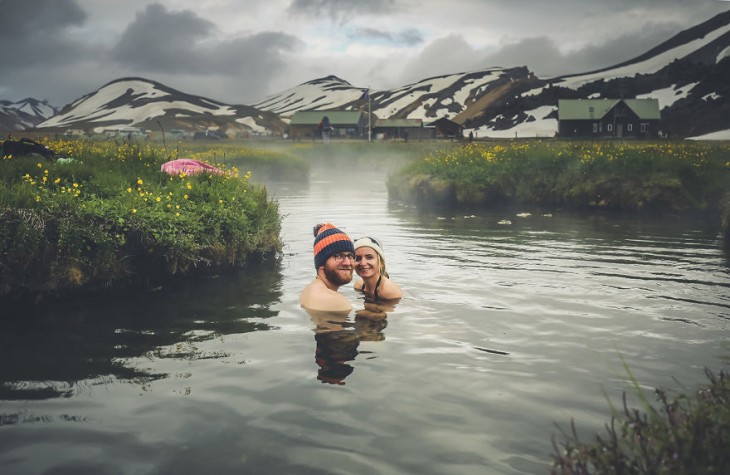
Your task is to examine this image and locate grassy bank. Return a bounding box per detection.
[551,368,730,474]
[387,141,730,215]
[169,141,309,181]
[0,139,282,300]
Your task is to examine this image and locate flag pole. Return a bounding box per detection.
[368,86,372,143]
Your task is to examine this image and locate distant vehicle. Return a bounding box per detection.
[193,130,227,140]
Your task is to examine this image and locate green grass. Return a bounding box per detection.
[551,368,730,474]
[166,141,309,181]
[0,139,282,299]
[387,141,730,213]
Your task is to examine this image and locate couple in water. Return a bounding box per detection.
[299,222,403,313]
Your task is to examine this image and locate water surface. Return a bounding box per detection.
[1,160,729,474]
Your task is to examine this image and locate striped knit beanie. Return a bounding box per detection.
[313,223,355,269]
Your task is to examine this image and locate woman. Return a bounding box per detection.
[353,236,403,302]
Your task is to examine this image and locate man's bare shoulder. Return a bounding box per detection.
[300,279,353,313]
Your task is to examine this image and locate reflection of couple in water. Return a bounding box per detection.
[299,223,403,385]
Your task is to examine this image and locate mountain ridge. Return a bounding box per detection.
[9,9,730,139]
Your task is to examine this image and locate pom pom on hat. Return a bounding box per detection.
[313,223,355,269]
[354,236,385,260]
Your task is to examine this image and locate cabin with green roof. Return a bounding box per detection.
[558,99,661,138]
[288,110,369,140]
[373,118,433,140]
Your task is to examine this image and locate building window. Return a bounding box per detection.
[627,123,633,132]
[607,124,613,132]
[640,123,649,132]
[615,108,627,117]
[592,123,598,133]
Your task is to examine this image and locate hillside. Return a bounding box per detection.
[253,10,730,139]
[1,98,56,132]
[35,78,286,137]
[8,10,730,140]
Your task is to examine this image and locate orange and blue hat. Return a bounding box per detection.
[313,223,355,269]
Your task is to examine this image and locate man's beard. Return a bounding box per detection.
[324,264,353,286]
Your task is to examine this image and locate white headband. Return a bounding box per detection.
[354,236,385,259]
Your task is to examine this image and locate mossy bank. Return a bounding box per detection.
[0,139,287,301]
[388,141,730,215]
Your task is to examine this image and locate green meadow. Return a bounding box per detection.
[0,139,290,299]
[387,140,730,214]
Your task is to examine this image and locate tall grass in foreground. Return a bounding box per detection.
[551,368,730,474]
[0,139,282,299]
[388,141,730,212]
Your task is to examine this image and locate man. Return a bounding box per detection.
[300,223,356,313]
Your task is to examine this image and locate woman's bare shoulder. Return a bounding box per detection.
[379,277,403,299]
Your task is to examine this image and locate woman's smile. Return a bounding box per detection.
[355,249,379,277]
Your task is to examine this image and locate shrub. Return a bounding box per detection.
[0,139,282,299]
[388,141,730,212]
[551,369,730,475]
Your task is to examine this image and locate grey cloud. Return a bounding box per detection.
[566,23,684,73]
[351,28,393,41]
[111,3,215,72]
[0,0,89,66]
[479,38,566,75]
[110,3,296,102]
[202,32,297,76]
[0,0,85,37]
[288,0,396,22]
[400,34,482,84]
[349,27,423,45]
[479,22,684,77]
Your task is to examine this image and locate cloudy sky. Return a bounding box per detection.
[2,0,729,107]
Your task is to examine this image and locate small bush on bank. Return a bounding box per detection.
[551,369,730,474]
[388,141,730,213]
[0,139,281,299]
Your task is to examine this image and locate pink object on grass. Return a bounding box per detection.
[160,158,223,176]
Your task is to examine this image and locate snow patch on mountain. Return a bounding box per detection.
[717,46,730,62]
[688,129,730,140]
[41,79,237,129]
[473,105,558,138]
[235,116,268,134]
[254,76,364,117]
[553,23,730,91]
[637,82,699,109]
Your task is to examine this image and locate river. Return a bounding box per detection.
[1,157,729,474]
